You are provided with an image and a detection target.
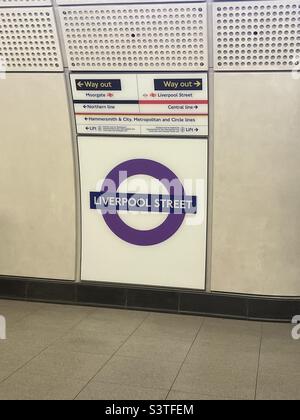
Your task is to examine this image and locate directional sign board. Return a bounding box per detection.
[70,73,208,137]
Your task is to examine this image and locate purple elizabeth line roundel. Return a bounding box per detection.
[101,159,186,246]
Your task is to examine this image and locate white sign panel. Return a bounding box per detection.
[71,73,208,137]
[79,136,207,289]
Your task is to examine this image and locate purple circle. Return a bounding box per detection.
[101,159,185,246]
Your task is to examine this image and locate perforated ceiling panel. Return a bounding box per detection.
[213,0,300,71]
[0,7,63,72]
[0,0,51,6]
[59,3,208,71]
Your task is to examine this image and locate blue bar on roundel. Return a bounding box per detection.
[90,192,197,215]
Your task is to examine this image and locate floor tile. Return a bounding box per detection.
[0,300,43,312]
[261,322,299,353]
[76,382,168,400]
[256,372,300,400]
[0,301,42,328]
[0,361,23,383]
[173,361,257,400]
[74,310,147,336]
[261,338,300,353]
[196,318,262,350]
[89,307,149,322]
[134,313,203,341]
[49,329,128,356]
[262,322,292,338]
[0,347,38,372]
[0,333,51,366]
[18,349,109,382]
[93,355,181,389]
[34,303,94,314]
[203,318,261,332]
[7,325,65,348]
[14,309,88,332]
[167,390,241,400]
[258,350,300,377]
[0,372,86,400]
[186,340,259,368]
[116,335,192,362]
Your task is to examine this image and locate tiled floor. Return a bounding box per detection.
[0,299,299,400]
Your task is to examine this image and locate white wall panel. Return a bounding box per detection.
[211,72,300,296]
[0,74,76,280]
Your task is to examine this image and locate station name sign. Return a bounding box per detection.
[90,192,197,215]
